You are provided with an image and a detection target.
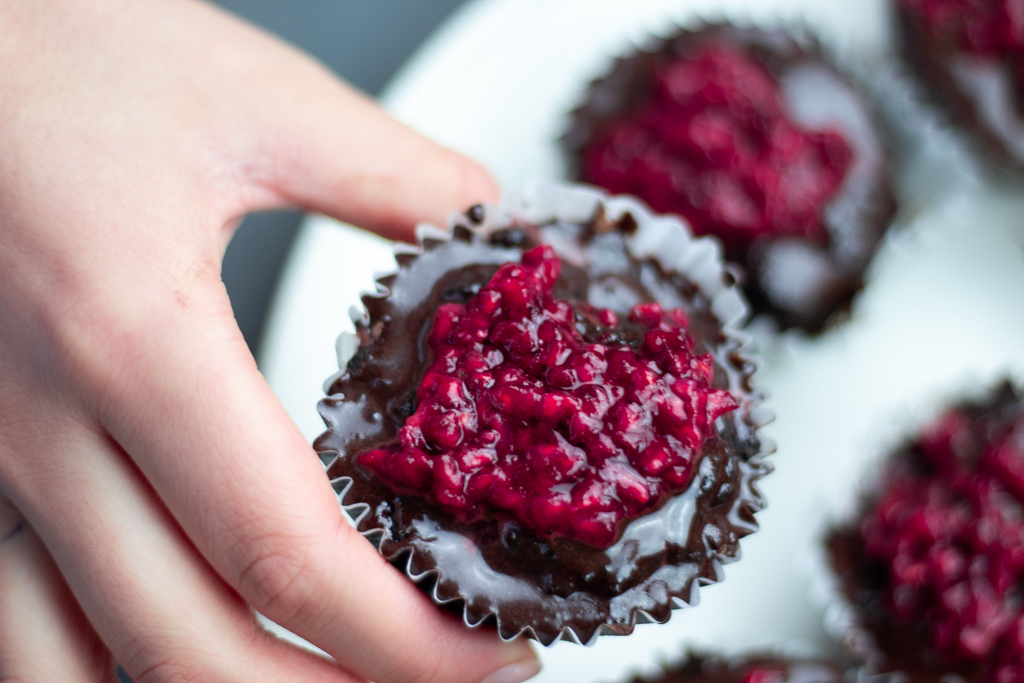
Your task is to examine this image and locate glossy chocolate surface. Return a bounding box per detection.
[564,24,896,333]
[315,211,767,645]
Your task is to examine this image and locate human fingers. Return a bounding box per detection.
[147,0,500,242]
[3,421,364,683]
[0,498,115,682]
[0,1,519,680]
[0,0,497,251]
[247,74,500,243]
[86,259,537,683]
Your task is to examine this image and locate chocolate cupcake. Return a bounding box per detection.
[315,183,769,645]
[896,0,1024,171]
[563,23,896,334]
[826,382,1024,682]
[627,652,847,683]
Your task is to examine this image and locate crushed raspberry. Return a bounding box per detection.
[359,245,737,547]
[859,409,1024,679]
[581,42,852,252]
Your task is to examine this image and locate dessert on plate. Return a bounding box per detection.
[827,382,1024,682]
[315,183,770,645]
[896,0,1024,170]
[563,23,896,334]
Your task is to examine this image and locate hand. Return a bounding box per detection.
[0,1,539,682]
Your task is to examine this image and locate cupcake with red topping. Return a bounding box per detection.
[896,0,1024,171]
[315,183,769,645]
[563,23,896,334]
[826,382,1024,682]
[626,652,847,683]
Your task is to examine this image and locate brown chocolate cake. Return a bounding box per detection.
[827,382,1024,682]
[563,23,896,334]
[315,185,769,645]
[896,0,1024,172]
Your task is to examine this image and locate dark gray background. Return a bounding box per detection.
[118,2,465,680]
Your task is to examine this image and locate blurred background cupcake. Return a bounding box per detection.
[625,650,850,683]
[562,22,896,334]
[895,0,1024,172]
[825,383,1024,682]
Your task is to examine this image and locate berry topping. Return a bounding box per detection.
[859,409,1024,679]
[359,245,737,547]
[581,42,852,252]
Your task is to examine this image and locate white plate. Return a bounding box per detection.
[259,1,1024,681]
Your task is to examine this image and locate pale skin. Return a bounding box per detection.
[0,1,541,682]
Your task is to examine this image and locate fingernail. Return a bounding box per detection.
[479,659,542,683]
